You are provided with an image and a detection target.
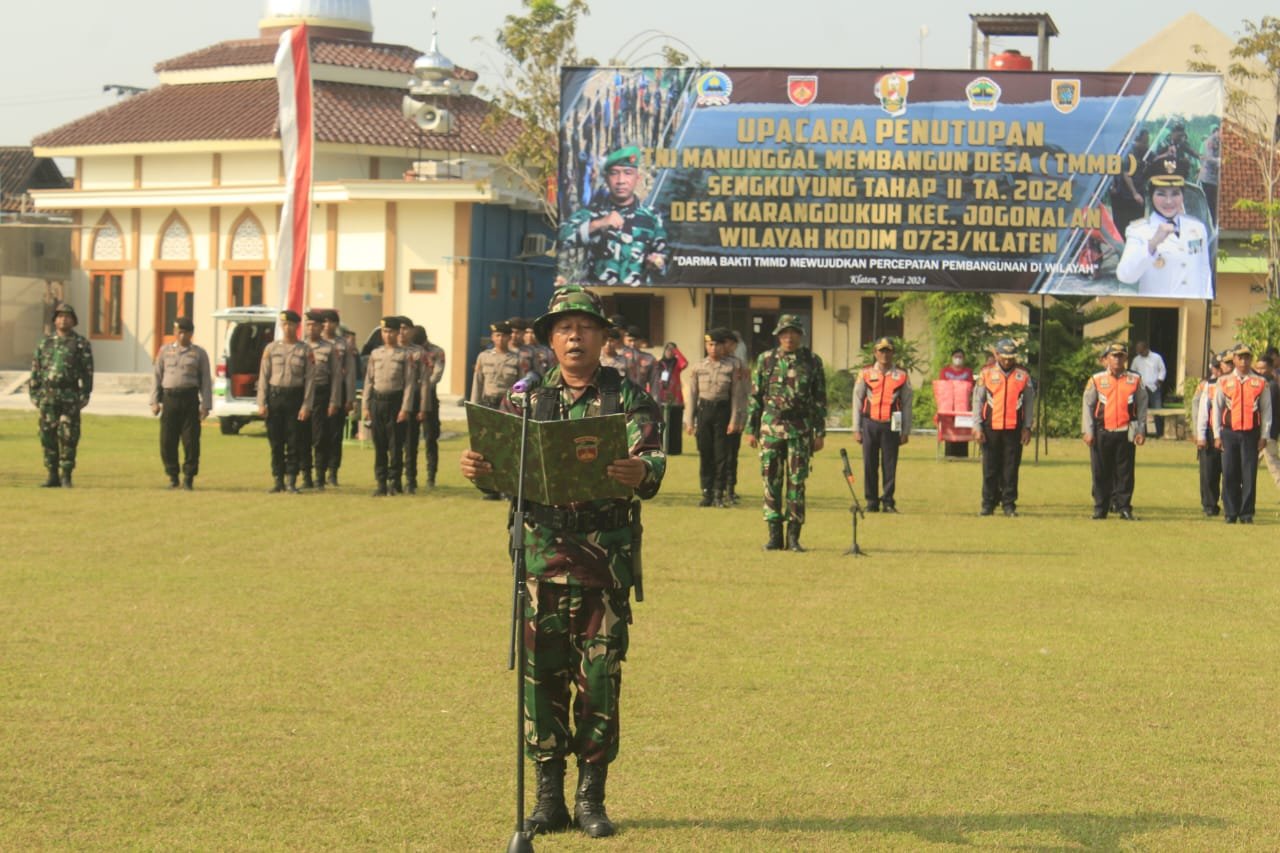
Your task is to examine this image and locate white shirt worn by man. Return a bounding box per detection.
[1130,350,1167,394]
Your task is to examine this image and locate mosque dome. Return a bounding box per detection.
[259,0,374,40]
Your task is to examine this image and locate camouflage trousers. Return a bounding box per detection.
[523,579,630,765]
[759,433,811,524]
[38,394,83,473]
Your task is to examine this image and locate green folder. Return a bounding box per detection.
[465,403,632,504]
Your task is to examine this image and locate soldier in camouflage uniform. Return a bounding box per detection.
[30,302,94,487]
[460,285,665,839]
[745,314,827,552]
[558,146,670,286]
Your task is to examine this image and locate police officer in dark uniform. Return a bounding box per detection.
[257,310,316,493]
[685,327,741,507]
[150,317,213,489]
[302,309,340,489]
[364,316,414,496]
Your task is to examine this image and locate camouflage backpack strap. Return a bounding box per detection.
[597,366,622,416]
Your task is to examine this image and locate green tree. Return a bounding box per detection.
[885,292,1023,374]
[1235,297,1280,353]
[1191,16,1280,297]
[481,0,596,224]
[1021,296,1126,436]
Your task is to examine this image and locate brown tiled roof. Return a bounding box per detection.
[154,37,478,81]
[1220,120,1279,233]
[1,146,68,212]
[32,80,522,157]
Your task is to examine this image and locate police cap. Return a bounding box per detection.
[305,309,326,323]
[873,336,896,352]
[174,317,195,332]
[994,338,1018,357]
[1104,342,1128,356]
[490,321,512,335]
[280,309,301,324]
[381,315,401,331]
[1233,342,1253,358]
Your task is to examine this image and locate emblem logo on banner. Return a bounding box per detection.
[1051,79,1081,114]
[695,70,734,107]
[787,75,818,107]
[965,77,1002,111]
[874,71,914,116]
[575,435,601,462]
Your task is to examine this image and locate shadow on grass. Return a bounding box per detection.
[626,810,1226,847]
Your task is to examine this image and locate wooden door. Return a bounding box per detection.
[156,272,195,353]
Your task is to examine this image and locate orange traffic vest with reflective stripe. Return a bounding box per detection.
[1090,371,1140,429]
[1219,373,1267,431]
[860,366,908,421]
[979,366,1030,430]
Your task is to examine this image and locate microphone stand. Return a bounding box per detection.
[506,389,535,853]
[839,448,868,557]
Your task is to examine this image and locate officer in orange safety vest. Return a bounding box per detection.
[852,337,913,512]
[1211,343,1273,523]
[1081,342,1147,520]
[972,339,1035,516]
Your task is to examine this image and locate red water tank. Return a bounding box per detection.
[989,50,1033,71]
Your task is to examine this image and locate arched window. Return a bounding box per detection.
[91,214,125,261]
[230,213,267,261]
[157,212,194,261]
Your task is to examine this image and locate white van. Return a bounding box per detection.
[211,306,278,434]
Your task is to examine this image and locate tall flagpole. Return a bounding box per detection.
[274,23,314,328]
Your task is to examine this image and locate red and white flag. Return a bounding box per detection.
[274,24,313,319]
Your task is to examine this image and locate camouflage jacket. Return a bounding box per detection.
[30,332,94,406]
[501,365,666,589]
[747,347,827,439]
[558,198,670,286]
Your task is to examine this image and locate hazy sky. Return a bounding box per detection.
[3,0,1274,146]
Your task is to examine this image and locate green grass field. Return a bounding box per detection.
[1,411,1277,850]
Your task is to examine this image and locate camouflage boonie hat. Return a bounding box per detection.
[532,285,610,344]
[773,314,806,335]
[52,302,78,325]
[994,338,1018,356]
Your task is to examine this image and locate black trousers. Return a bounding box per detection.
[1090,430,1135,513]
[159,388,201,478]
[266,387,305,477]
[1198,446,1222,513]
[726,430,742,492]
[1221,427,1260,520]
[302,386,331,477]
[695,400,731,493]
[369,393,406,484]
[661,404,683,455]
[404,415,422,485]
[862,418,900,508]
[981,427,1023,510]
[423,407,441,481]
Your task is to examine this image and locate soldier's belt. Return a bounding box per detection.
[697,399,730,409]
[370,390,404,400]
[269,386,304,396]
[527,501,635,533]
[162,387,199,395]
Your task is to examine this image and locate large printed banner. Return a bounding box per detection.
[557,67,1223,299]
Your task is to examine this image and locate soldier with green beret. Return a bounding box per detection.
[745,314,827,552]
[558,146,670,286]
[30,302,94,487]
[460,284,666,838]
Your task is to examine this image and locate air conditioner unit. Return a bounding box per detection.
[520,233,551,257]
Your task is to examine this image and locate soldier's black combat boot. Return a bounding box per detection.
[406,479,417,495]
[699,490,713,507]
[523,757,571,835]
[60,471,73,488]
[729,488,740,505]
[182,476,194,491]
[327,471,339,487]
[286,475,300,494]
[714,491,728,508]
[41,468,60,488]
[301,470,314,490]
[786,522,806,552]
[314,470,325,491]
[574,762,615,838]
[390,479,403,495]
[764,521,784,551]
[372,479,388,497]
[168,474,181,489]
[269,475,286,494]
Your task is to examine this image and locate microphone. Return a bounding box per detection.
[512,371,542,394]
